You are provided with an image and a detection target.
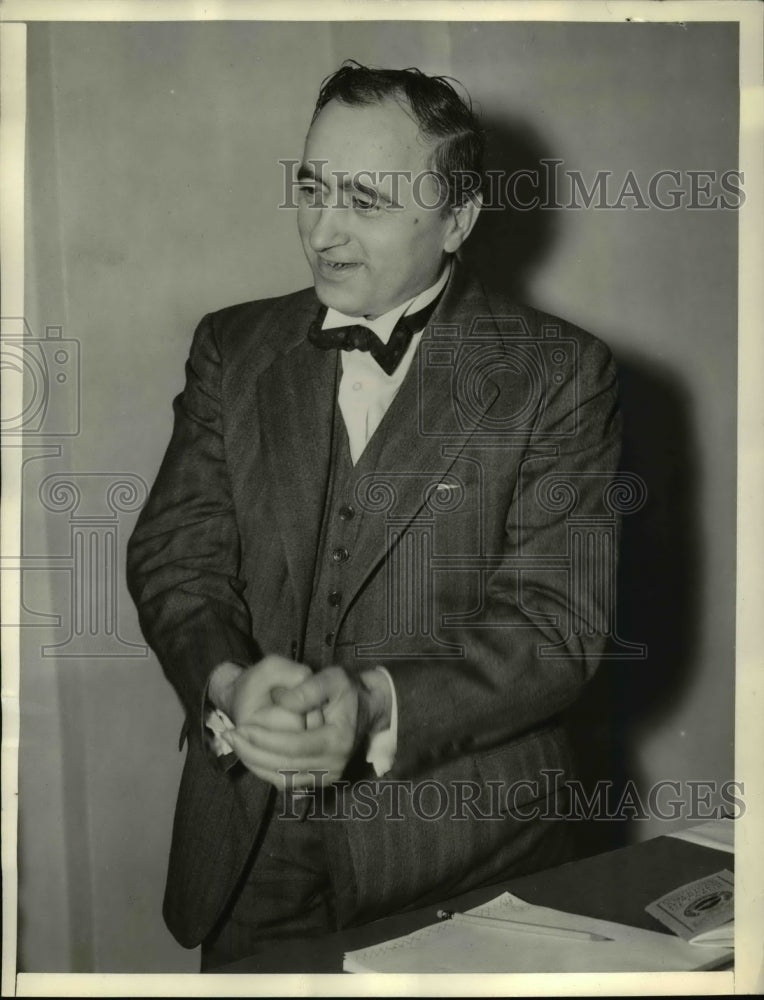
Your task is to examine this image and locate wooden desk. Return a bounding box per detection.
[219,836,733,973]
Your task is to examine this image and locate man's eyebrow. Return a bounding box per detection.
[297,164,327,185]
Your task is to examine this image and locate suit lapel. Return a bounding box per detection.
[338,262,503,622]
[255,299,339,627]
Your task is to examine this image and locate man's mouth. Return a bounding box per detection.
[317,258,361,275]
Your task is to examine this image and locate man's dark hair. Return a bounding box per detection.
[311,60,484,209]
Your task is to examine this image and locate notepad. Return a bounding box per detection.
[343,891,733,973]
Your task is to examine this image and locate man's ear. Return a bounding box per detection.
[443,191,483,253]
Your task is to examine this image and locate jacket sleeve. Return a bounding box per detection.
[384,332,623,778]
[126,313,261,749]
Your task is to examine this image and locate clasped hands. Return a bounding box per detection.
[208,655,391,791]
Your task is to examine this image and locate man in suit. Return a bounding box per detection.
[126,63,622,970]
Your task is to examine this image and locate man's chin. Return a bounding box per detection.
[313,280,372,319]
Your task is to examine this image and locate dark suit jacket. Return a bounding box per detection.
[126,261,621,948]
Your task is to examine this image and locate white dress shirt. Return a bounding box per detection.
[323,264,451,465]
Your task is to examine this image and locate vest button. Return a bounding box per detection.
[339,504,355,521]
[328,590,341,607]
[324,632,335,646]
[332,546,349,563]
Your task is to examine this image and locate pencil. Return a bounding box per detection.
[436,909,612,942]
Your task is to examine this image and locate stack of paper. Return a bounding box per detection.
[668,818,734,854]
[343,891,733,973]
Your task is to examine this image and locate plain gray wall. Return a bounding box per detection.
[19,19,738,972]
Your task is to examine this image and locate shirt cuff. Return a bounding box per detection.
[365,666,398,777]
[206,705,235,757]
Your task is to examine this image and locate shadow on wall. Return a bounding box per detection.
[465,115,702,857]
[564,354,701,856]
[461,114,560,302]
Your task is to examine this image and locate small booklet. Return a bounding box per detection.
[645,869,734,948]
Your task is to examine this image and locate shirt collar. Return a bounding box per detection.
[321,259,451,345]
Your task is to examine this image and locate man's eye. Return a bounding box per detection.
[298,185,325,206]
[352,195,381,213]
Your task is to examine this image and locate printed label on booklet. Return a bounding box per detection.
[646,869,733,945]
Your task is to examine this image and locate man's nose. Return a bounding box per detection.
[307,205,350,252]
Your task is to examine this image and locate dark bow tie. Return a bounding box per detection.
[307,293,443,376]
